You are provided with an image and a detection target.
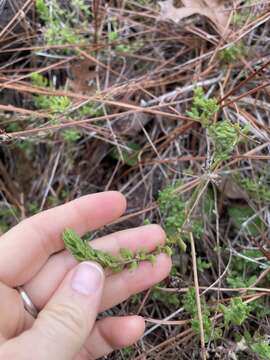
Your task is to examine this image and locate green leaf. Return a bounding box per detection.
[251,341,270,359]
[62,129,81,142]
[120,248,133,260]
[197,257,212,272]
[128,261,139,271]
[36,0,50,22]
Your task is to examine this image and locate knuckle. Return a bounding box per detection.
[78,345,96,360]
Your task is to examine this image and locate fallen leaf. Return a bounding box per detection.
[217,176,248,200]
[159,0,231,35]
[68,59,96,94]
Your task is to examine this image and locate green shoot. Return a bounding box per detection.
[63,228,172,272]
[220,297,251,327]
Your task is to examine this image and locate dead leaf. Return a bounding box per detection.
[68,59,96,95]
[159,0,231,35]
[217,176,248,200]
[112,111,150,135]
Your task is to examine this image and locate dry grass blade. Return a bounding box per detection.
[190,232,207,360]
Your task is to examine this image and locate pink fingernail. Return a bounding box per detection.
[71,262,103,296]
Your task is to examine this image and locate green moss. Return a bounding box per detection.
[191,314,222,343]
[45,23,85,46]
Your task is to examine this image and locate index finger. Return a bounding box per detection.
[0,191,126,287]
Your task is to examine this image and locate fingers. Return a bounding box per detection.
[0,192,126,286]
[24,224,166,309]
[100,254,171,311]
[88,223,166,254]
[0,262,105,360]
[26,252,171,315]
[77,316,145,360]
[0,281,25,339]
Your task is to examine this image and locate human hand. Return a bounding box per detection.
[0,192,171,359]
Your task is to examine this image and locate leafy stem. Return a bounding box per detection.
[63,228,172,272]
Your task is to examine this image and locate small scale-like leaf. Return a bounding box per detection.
[63,228,172,272]
[129,261,139,271]
[120,248,133,260]
[147,254,157,265]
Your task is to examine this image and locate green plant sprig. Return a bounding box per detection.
[63,228,172,272]
[187,87,248,165]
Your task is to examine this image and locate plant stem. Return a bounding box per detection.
[190,232,207,360]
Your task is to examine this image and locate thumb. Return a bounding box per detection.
[10,262,104,360]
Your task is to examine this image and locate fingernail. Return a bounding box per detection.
[71,262,104,296]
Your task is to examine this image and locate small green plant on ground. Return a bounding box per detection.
[220,43,247,63]
[183,290,262,346]
[158,182,204,252]
[232,0,256,27]
[225,247,268,288]
[187,87,219,127]
[31,72,101,116]
[62,129,81,142]
[111,143,141,167]
[219,297,252,327]
[187,87,248,163]
[197,257,211,272]
[108,28,143,53]
[208,120,243,162]
[36,0,49,21]
[36,0,90,46]
[228,205,265,237]
[183,288,222,343]
[31,72,102,140]
[152,288,180,307]
[121,346,136,358]
[63,228,172,272]
[245,331,270,359]
[235,174,270,204]
[31,72,71,115]
[250,340,270,359]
